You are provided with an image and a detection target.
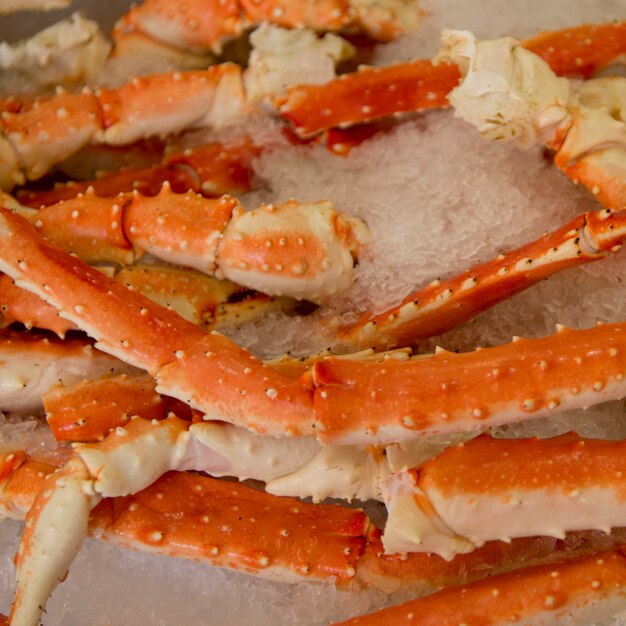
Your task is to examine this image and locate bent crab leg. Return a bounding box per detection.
[0,206,316,437]
[333,550,626,626]
[340,205,626,350]
[279,21,626,138]
[12,186,368,303]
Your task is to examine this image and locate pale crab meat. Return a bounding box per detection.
[438,29,626,209]
[0,14,110,93]
[244,23,355,103]
[435,29,571,147]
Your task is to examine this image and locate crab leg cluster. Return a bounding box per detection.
[4,13,626,626]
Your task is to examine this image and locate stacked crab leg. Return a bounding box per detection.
[7,201,626,622]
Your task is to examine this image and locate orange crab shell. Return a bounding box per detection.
[333,551,626,625]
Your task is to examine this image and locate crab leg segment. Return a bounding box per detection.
[340,206,626,349]
[524,21,626,79]
[0,68,247,187]
[333,551,626,625]
[314,322,626,445]
[43,373,187,443]
[279,60,461,138]
[9,458,101,626]
[19,186,368,302]
[383,434,626,558]
[0,207,314,436]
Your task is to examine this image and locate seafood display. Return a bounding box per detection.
[2,1,626,625]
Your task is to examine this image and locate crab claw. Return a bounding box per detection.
[9,416,190,626]
[218,199,371,303]
[9,457,100,626]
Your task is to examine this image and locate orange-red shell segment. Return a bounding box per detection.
[333,551,626,625]
[314,322,626,444]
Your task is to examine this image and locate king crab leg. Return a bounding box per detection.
[340,206,626,350]
[279,21,626,139]
[6,185,369,303]
[332,550,626,626]
[3,446,619,625]
[1,260,289,337]
[4,206,626,449]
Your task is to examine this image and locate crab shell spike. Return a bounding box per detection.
[279,60,461,138]
[30,194,135,266]
[217,199,370,303]
[17,165,200,207]
[0,208,315,436]
[0,91,103,180]
[332,551,626,625]
[43,373,176,443]
[125,187,240,274]
[339,211,611,349]
[114,0,242,55]
[524,21,626,78]
[313,322,626,445]
[384,434,626,557]
[98,67,247,146]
